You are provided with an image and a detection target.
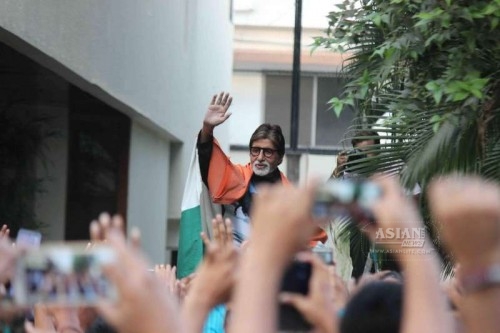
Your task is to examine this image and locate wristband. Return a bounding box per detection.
[460,264,500,294]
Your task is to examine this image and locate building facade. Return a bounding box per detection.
[0,0,234,264]
[229,0,352,181]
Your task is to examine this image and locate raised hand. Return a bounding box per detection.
[201,92,233,136]
[0,224,10,239]
[181,215,238,333]
[0,237,18,284]
[29,304,83,333]
[428,175,500,272]
[88,212,141,250]
[154,264,180,298]
[188,214,238,307]
[96,230,180,333]
[250,182,318,261]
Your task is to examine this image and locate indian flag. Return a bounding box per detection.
[177,145,218,278]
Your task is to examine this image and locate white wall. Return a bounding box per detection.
[230,72,265,145]
[0,0,230,142]
[127,121,169,264]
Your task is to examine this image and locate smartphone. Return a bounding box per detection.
[13,242,117,306]
[313,179,382,224]
[278,261,312,331]
[16,228,42,249]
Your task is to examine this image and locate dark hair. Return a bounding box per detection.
[249,123,285,157]
[340,281,403,333]
[351,130,380,147]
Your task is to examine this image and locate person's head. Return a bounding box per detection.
[248,124,285,176]
[341,281,403,333]
[351,130,380,157]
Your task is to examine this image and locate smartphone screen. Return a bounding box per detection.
[278,261,312,331]
[16,228,42,249]
[13,242,117,306]
[313,179,381,225]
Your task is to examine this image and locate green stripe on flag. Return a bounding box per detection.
[178,205,203,278]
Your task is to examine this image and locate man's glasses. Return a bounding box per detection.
[250,147,278,158]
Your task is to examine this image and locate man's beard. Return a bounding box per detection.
[252,160,275,176]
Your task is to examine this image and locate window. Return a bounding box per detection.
[65,87,131,240]
[315,77,355,147]
[264,73,354,150]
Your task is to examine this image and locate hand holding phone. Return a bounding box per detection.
[278,261,313,331]
[313,179,382,225]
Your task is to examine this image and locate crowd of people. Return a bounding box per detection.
[0,93,499,333]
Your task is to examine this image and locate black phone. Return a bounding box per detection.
[278,261,312,331]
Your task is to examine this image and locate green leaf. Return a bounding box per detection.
[491,17,499,30]
[328,97,345,117]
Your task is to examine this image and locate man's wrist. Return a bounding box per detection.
[201,124,214,136]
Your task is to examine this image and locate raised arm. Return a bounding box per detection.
[365,176,452,333]
[228,183,318,333]
[428,176,500,333]
[199,92,233,143]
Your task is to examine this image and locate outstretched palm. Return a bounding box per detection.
[203,92,233,128]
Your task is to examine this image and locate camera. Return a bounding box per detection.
[346,148,367,164]
[13,242,118,306]
[313,178,382,224]
[342,148,368,178]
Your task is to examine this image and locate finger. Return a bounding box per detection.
[200,232,211,248]
[170,266,177,292]
[215,92,224,105]
[222,111,232,122]
[90,220,101,243]
[279,292,308,312]
[212,216,221,243]
[222,92,229,105]
[164,265,170,283]
[129,227,142,250]
[210,94,217,105]
[171,266,177,283]
[217,216,228,245]
[0,224,8,238]
[224,218,233,247]
[111,215,124,235]
[223,95,232,109]
[98,212,111,239]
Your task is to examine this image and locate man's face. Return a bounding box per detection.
[249,138,282,176]
[354,139,376,157]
